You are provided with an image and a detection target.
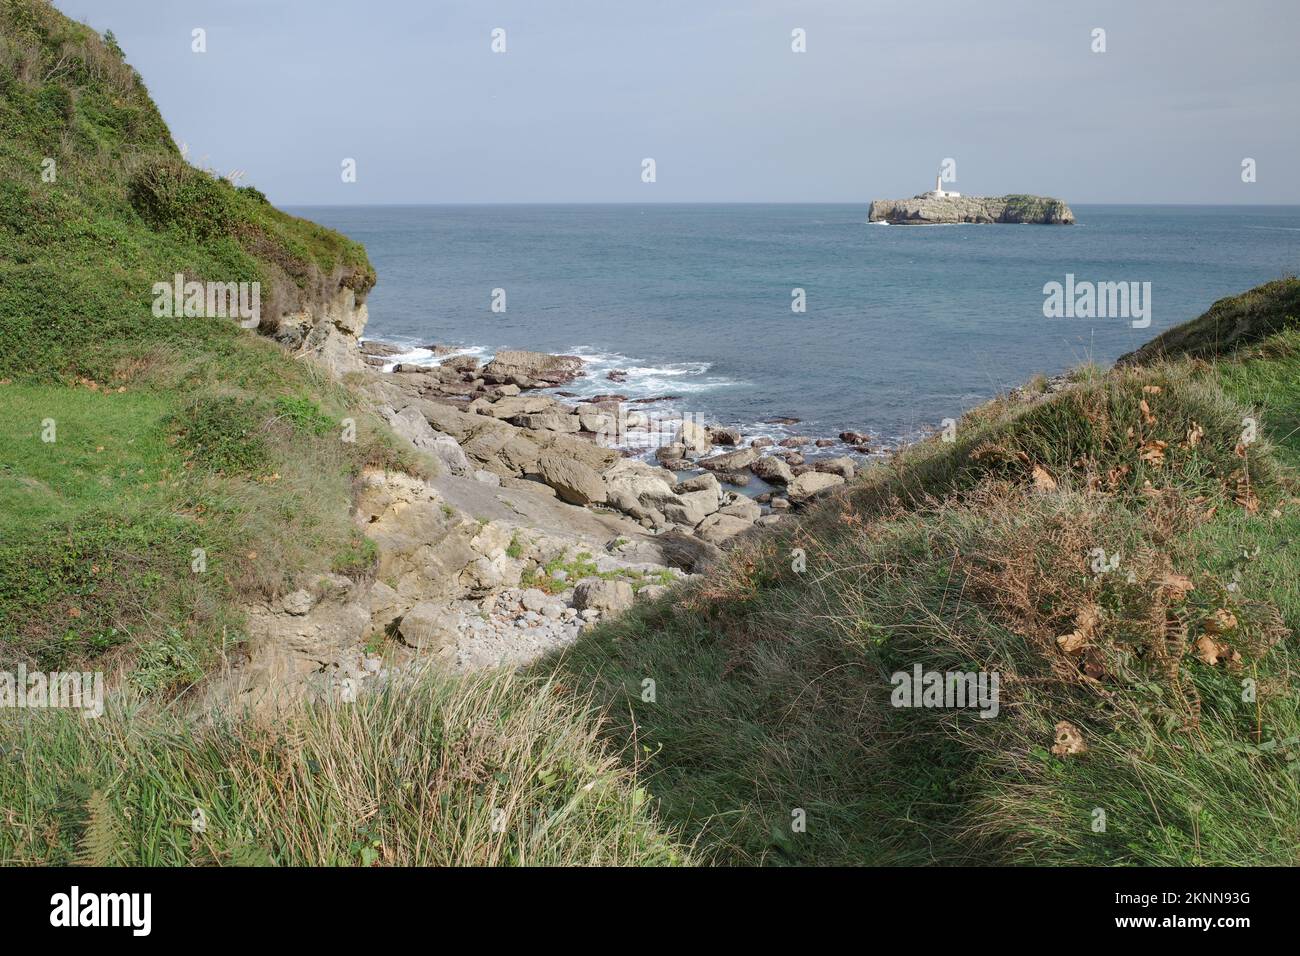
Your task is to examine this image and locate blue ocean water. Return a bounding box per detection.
[294,204,1300,447]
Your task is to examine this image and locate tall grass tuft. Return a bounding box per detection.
[0,667,690,866]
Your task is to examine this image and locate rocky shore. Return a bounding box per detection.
[234,340,877,706]
[867,193,1075,225]
[360,343,876,529]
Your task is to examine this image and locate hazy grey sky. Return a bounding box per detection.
[56,0,1300,205]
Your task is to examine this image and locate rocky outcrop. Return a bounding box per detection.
[230,466,691,709]
[359,346,888,540]
[228,333,894,709]
[482,349,585,388]
[868,194,1074,226]
[698,446,759,473]
[379,405,474,477]
[751,456,794,485]
[573,579,634,615]
[268,284,372,376]
[538,451,608,505]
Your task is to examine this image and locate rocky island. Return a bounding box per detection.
[869,174,1074,225]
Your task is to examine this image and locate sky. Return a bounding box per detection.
[53,0,1300,205]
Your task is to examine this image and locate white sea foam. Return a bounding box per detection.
[378,343,487,372]
[562,346,741,399]
[366,338,893,461]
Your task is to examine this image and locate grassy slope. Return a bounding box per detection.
[1118,276,1300,366]
[0,667,687,866]
[550,279,1300,865]
[0,0,402,681]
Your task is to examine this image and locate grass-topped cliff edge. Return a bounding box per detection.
[0,0,402,686]
[3,0,1299,867]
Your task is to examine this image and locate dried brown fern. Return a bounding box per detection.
[75,790,119,867]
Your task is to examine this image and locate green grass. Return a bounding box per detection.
[0,382,178,532]
[543,297,1300,866]
[520,549,676,595]
[1119,276,1300,366]
[0,0,403,680]
[1214,328,1300,468]
[0,668,688,866]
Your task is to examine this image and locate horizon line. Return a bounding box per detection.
[280,200,1300,208]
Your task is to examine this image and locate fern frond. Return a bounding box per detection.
[75,789,119,867]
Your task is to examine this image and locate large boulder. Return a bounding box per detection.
[663,487,720,527]
[440,355,480,373]
[398,602,460,652]
[695,512,754,546]
[418,401,542,476]
[461,554,524,595]
[482,350,585,388]
[719,494,761,522]
[534,451,607,505]
[787,471,845,502]
[662,472,723,526]
[674,419,712,457]
[655,529,724,573]
[577,404,617,436]
[750,455,794,485]
[381,405,472,476]
[542,432,620,469]
[602,459,678,523]
[477,394,561,420]
[573,579,634,615]
[698,446,759,473]
[510,412,581,433]
[673,472,721,496]
[814,456,856,480]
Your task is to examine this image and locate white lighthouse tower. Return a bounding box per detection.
[927,169,960,199]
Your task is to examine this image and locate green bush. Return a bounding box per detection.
[128,157,235,241]
[169,395,269,475]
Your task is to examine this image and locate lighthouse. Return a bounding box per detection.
[927,170,961,199]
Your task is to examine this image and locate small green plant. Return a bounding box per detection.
[128,156,235,241]
[274,394,336,437]
[169,395,269,475]
[331,531,378,577]
[130,628,206,696]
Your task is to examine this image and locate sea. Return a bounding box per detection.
[294,204,1300,453]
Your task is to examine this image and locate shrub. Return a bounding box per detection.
[169,395,269,475]
[273,394,336,437]
[128,156,234,241]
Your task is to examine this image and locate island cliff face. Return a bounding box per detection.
[868,193,1075,225]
